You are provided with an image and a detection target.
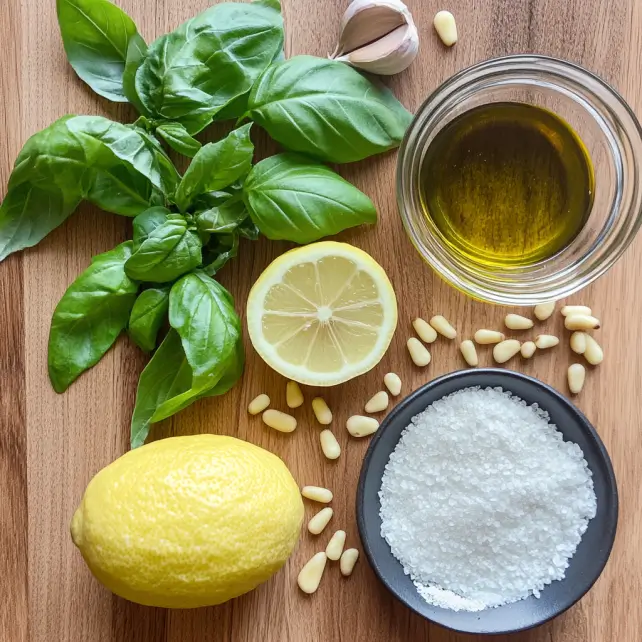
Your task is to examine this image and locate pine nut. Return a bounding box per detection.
[407,337,431,366]
[248,394,270,415]
[319,430,341,460]
[534,301,555,321]
[584,335,604,365]
[504,314,534,330]
[301,486,333,503]
[474,329,505,344]
[346,415,379,438]
[262,409,297,433]
[459,340,478,366]
[568,363,586,394]
[365,391,389,413]
[308,507,333,535]
[325,530,346,561]
[312,397,333,425]
[564,314,601,330]
[535,334,559,349]
[520,341,536,358]
[561,305,592,317]
[412,317,437,343]
[493,339,521,364]
[429,315,457,339]
[570,332,587,354]
[340,548,360,577]
[433,10,457,46]
[297,552,327,594]
[384,372,402,396]
[286,380,304,408]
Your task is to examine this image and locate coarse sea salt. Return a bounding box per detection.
[379,386,597,612]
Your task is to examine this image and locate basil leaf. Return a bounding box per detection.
[247,56,413,163]
[57,0,145,102]
[125,214,202,283]
[130,329,193,449]
[128,2,283,134]
[201,234,239,276]
[0,117,88,261]
[128,286,170,352]
[173,124,254,211]
[195,198,248,235]
[155,122,201,158]
[48,241,139,392]
[238,217,260,240]
[123,36,149,116]
[168,272,241,379]
[132,206,172,249]
[243,153,377,243]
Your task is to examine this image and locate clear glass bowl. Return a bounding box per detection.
[397,55,642,305]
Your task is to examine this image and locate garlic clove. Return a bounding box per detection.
[335,23,419,75]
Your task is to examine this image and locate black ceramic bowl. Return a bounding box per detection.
[357,369,618,635]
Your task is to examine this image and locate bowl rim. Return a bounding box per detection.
[356,368,619,635]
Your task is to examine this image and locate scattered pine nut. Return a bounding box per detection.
[474,329,505,344]
[561,305,592,317]
[407,337,431,366]
[325,530,347,561]
[248,394,270,415]
[412,317,437,343]
[286,380,304,408]
[493,339,521,364]
[308,507,333,535]
[365,391,389,413]
[297,552,327,594]
[459,340,478,366]
[262,409,297,433]
[340,548,360,577]
[564,314,601,330]
[346,415,379,438]
[520,341,536,358]
[570,331,587,354]
[320,430,341,460]
[534,301,555,321]
[433,10,457,46]
[568,363,586,394]
[535,334,559,349]
[312,397,333,425]
[429,315,457,339]
[584,335,604,365]
[504,313,534,330]
[384,372,402,396]
[301,486,333,503]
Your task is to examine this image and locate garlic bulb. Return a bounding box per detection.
[330,0,419,75]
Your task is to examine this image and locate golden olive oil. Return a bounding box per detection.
[420,102,594,267]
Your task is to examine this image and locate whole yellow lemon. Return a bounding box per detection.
[71,435,303,608]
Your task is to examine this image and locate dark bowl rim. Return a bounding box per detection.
[356,367,619,635]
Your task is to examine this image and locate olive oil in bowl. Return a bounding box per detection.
[420,102,594,267]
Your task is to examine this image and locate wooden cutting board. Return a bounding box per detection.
[1,0,641,640]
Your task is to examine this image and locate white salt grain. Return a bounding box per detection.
[379,387,596,612]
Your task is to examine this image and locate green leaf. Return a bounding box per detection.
[48,241,139,392]
[173,124,254,211]
[243,153,377,243]
[168,272,241,379]
[130,329,193,448]
[128,286,170,352]
[123,36,149,115]
[56,0,145,102]
[201,234,239,276]
[155,122,202,158]
[247,56,413,163]
[125,214,202,283]
[127,2,283,134]
[132,206,172,249]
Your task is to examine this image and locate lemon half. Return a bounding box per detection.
[247,242,397,386]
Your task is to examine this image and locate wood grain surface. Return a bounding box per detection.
[1,0,641,640]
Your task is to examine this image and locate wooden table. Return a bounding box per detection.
[2,0,641,640]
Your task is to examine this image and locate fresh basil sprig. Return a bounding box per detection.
[248,56,413,163]
[48,242,139,392]
[243,153,377,242]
